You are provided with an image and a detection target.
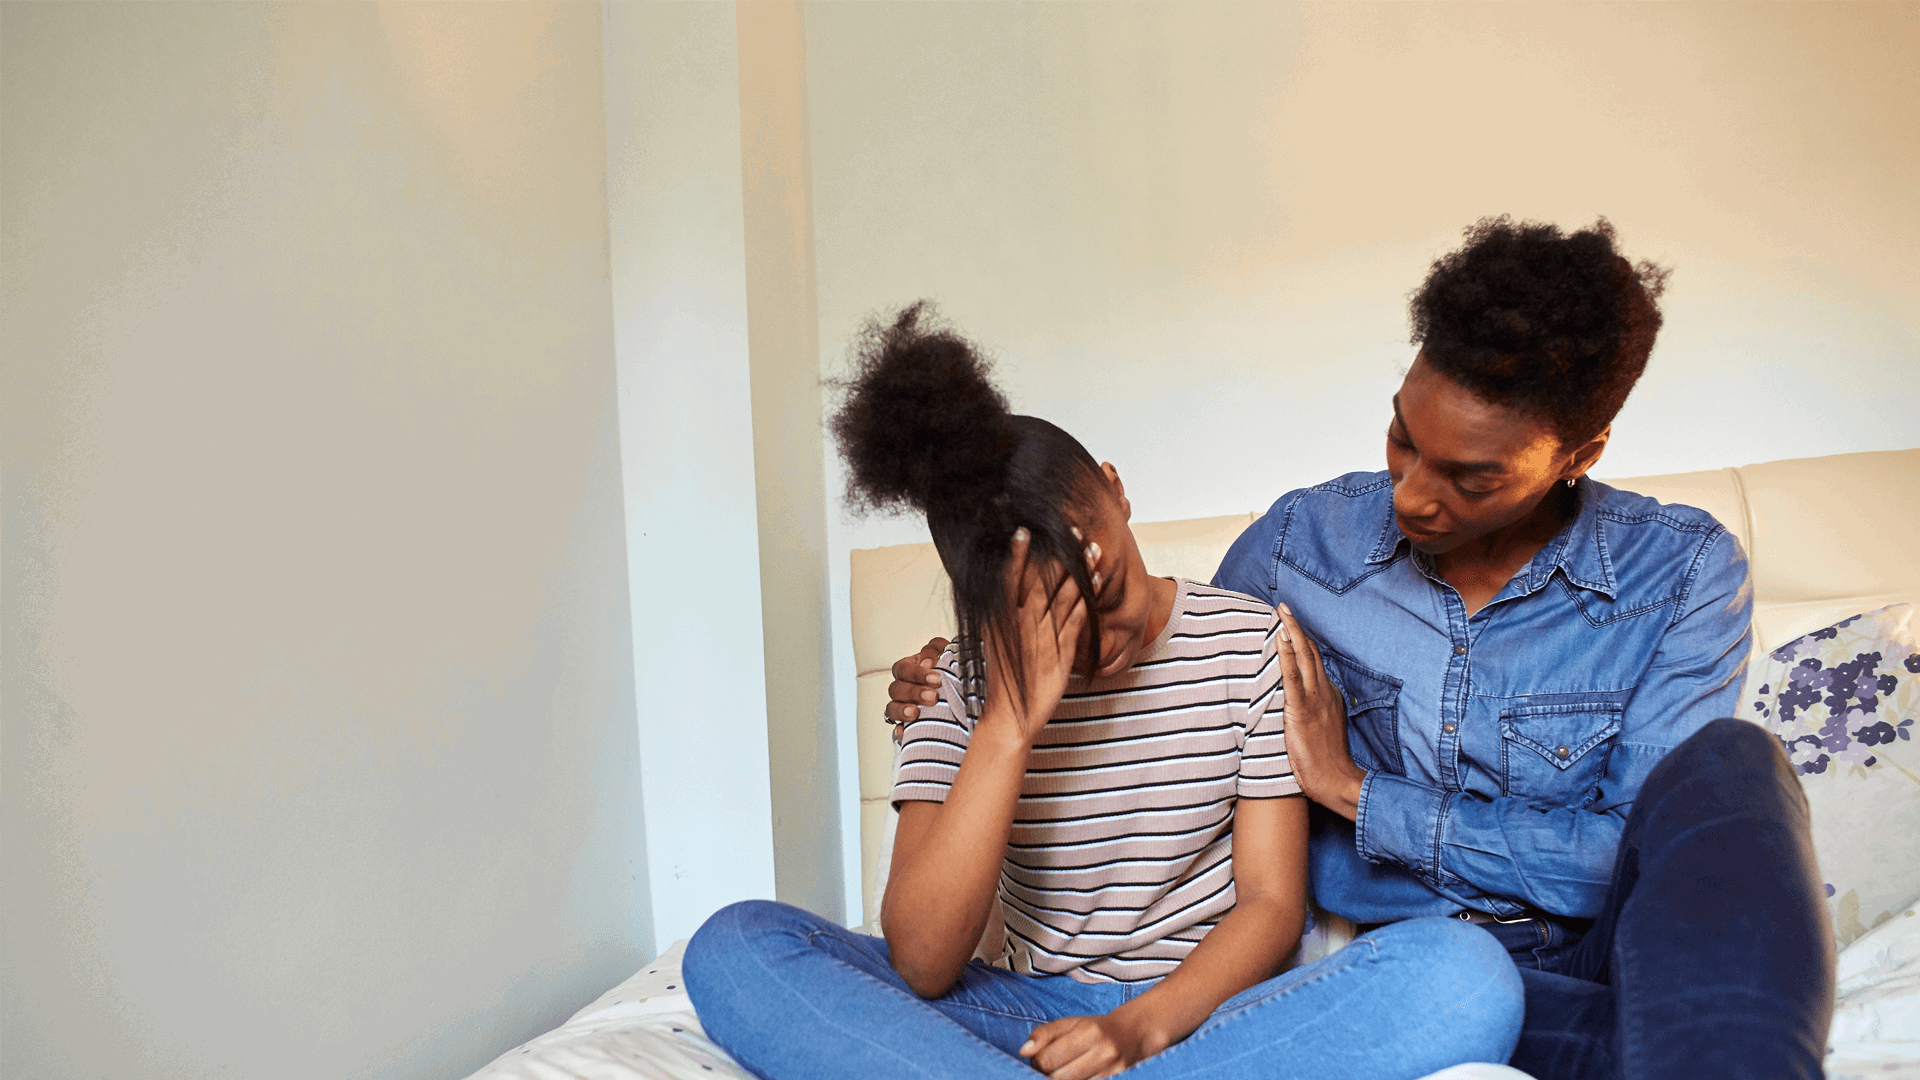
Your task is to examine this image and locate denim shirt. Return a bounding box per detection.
[1213,472,1752,923]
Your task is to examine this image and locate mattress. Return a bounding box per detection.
[464,909,1920,1080]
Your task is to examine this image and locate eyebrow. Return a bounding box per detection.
[1391,395,1508,475]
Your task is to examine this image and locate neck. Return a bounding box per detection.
[1438,482,1577,572]
[1140,573,1178,651]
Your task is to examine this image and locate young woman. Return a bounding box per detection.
[683,304,1523,1080]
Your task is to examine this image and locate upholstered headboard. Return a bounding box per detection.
[846,448,1920,924]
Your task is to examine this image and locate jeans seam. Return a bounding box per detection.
[708,915,1026,1077]
[802,927,1058,1027]
[1152,937,1383,1065]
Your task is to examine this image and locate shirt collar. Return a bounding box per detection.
[1363,478,1620,599]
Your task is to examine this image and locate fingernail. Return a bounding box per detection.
[921,691,936,704]
[1087,541,1101,563]
[1091,571,1102,591]
[1069,526,1082,541]
[1281,603,1293,616]
[1020,1041,1036,1056]
[1013,526,1030,542]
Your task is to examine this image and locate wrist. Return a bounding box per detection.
[974,702,1039,752]
[1110,994,1185,1058]
[1327,764,1366,822]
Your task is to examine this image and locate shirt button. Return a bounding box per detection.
[1442,723,1457,734]
[1555,746,1571,759]
[1453,644,1467,656]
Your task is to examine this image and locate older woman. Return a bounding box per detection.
[886,218,1834,1080]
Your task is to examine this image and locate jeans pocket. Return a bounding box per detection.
[1322,649,1405,776]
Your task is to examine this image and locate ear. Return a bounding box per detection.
[1562,426,1610,483]
[1100,461,1132,522]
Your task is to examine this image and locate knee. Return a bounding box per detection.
[684,899,811,984]
[1670,717,1783,776]
[1646,718,1800,809]
[1366,918,1525,1053]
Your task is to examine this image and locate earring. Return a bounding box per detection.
[1566,478,1578,488]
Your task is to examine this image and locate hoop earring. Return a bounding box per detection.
[1566,478,1578,488]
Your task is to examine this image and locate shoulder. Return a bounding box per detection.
[1585,480,1745,585]
[1587,480,1729,539]
[1221,472,1393,585]
[1177,579,1280,630]
[1260,471,1399,596]
[1165,581,1281,684]
[1568,481,1750,624]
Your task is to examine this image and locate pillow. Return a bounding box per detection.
[1748,604,1920,950]
[1825,899,1920,1078]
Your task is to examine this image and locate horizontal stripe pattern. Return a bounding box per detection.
[893,579,1298,983]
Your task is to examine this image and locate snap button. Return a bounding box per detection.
[1442,723,1457,734]
[1555,746,1571,759]
[1453,644,1467,656]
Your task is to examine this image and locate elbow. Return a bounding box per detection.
[883,936,959,999]
[892,957,957,999]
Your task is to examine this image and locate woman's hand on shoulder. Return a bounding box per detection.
[1275,604,1365,820]
[1021,1011,1169,1080]
[886,638,952,728]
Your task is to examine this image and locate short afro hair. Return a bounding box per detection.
[1409,217,1669,448]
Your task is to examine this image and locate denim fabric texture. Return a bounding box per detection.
[1508,719,1835,1080]
[683,905,1523,1080]
[1213,474,1753,924]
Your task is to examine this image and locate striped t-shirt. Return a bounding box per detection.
[892,579,1299,984]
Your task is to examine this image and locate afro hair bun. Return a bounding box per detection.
[831,302,1015,517]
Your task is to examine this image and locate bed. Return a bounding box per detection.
[466,448,1920,1080]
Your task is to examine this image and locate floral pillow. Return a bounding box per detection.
[1748,604,1920,950]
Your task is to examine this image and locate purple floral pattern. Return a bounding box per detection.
[1746,604,1920,950]
[1751,608,1919,777]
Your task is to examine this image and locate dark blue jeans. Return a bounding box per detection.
[1498,719,1835,1080]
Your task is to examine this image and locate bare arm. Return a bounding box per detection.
[882,531,1087,997]
[1021,795,1310,1080]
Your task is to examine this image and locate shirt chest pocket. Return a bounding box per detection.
[1497,695,1625,803]
[1322,650,1406,777]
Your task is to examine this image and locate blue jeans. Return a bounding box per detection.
[1504,720,1836,1080]
[684,904,1522,1080]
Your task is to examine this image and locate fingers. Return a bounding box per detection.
[1046,572,1084,641]
[1006,526,1035,611]
[1025,1020,1117,1080]
[1276,603,1321,697]
[1282,605,1324,670]
[1020,1018,1068,1060]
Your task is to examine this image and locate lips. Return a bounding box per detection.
[1397,518,1447,544]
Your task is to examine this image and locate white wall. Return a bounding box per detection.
[604,0,780,955]
[800,3,1920,824]
[3,5,649,1078]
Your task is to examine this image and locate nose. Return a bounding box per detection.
[1393,465,1442,523]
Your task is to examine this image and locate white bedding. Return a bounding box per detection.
[465,939,752,1080]
[464,909,1920,1080]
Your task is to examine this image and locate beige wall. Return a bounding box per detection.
[2,4,648,1078]
[802,2,1920,773]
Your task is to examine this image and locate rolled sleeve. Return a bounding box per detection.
[1354,769,1450,881]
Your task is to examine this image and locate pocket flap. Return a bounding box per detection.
[1499,700,1624,770]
